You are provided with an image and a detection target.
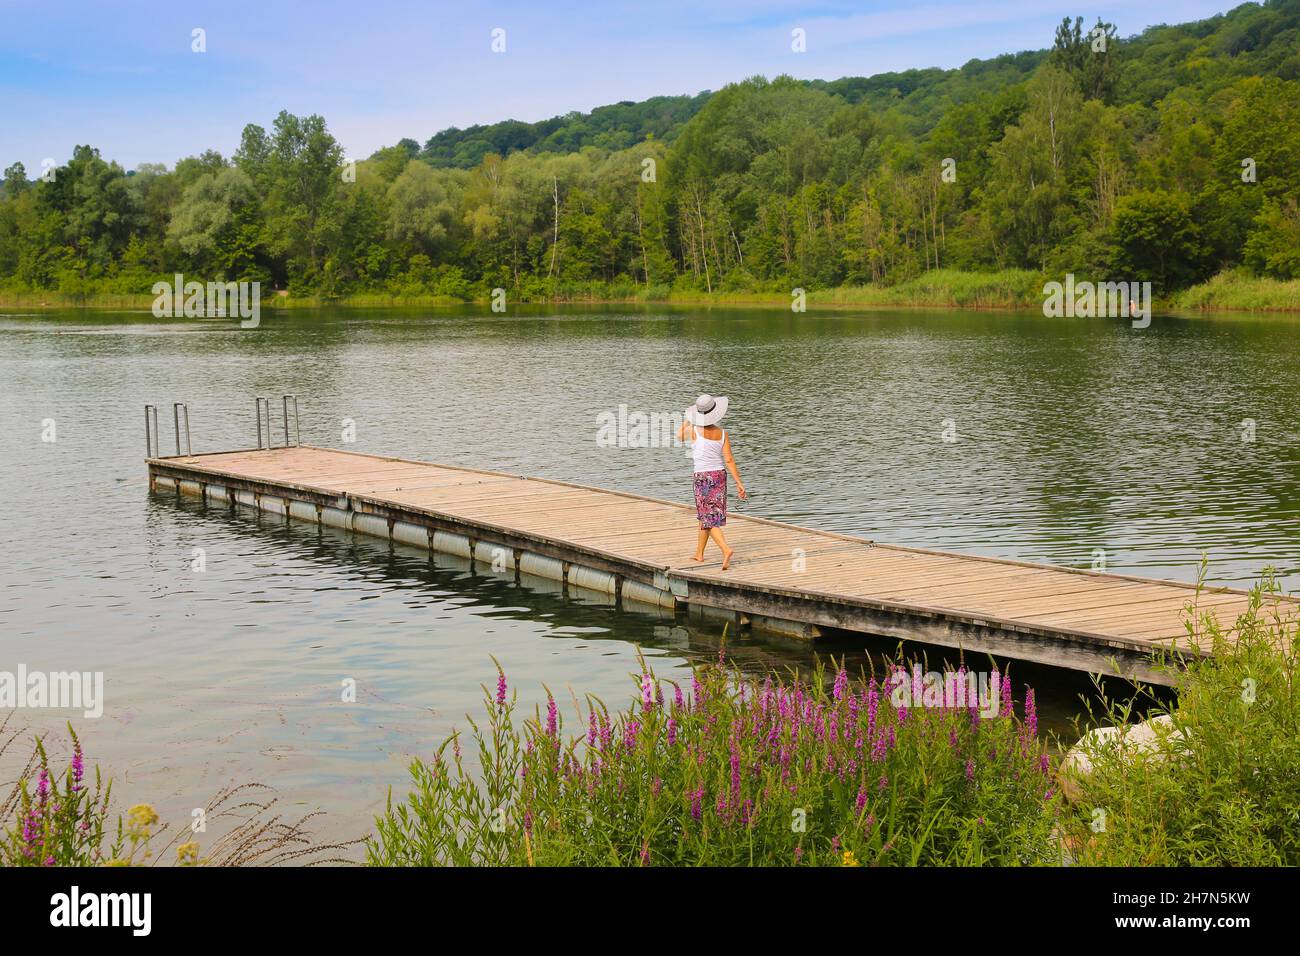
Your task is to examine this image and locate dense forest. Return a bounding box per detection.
[3,1,1300,303]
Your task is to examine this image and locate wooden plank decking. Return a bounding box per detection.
[146,445,1299,685]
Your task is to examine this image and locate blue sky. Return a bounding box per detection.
[1,0,1243,172]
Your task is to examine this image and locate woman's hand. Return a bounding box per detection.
[736,482,748,500]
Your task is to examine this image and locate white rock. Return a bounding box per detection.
[1058,714,1188,803]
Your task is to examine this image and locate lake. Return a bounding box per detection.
[2,304,1297,849]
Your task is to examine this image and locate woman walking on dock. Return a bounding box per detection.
[679,394,747,570]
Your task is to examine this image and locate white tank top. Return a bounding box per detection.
[691,427,725,473]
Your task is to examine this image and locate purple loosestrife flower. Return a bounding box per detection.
[623,720,640,751]
[588,711,598,746]
[667,717,678,746]
[833,667,848,702]
[1024,687,1038,738]
[641,675,655,709]
[878,775,889,792]
[866,680,879,738]
[965,758,975,782]
[854,788,868,814]
[1039,753,1051,775]
[673,685,685,711]
[71,743,84,793]
[495,671,508,707]
[1000,671,1013,718]
[870,732,888,763]
[22,810,40,857]
[546,697,558,737]
[690,787,703,821]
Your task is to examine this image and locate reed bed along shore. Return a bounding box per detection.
[4,269,1300,314]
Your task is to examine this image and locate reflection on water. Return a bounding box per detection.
[0,305,1296,845]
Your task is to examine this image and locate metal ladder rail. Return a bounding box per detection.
[256,395,300,449]
[144,403,191,457]
[256,397,272,449]
[144,404,160,457]
[172,402,192,456]
[282,395,301,447]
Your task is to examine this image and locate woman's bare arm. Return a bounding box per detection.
[723,434,746,498]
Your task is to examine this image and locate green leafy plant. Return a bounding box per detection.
[369,650,1060,866]
[1060,575,1300,865]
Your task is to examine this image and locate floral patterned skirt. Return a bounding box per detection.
[692,469,727,528]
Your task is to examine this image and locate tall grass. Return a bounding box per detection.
[0,721,361,866]
[1059,579,1300,865]
[0,291,157,309]
[368,652,1059,866]
[1170,269,1300,312]
[810,269,1046,309]
[11,268,1300,314]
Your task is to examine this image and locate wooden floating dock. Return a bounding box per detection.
[147,445,1299,686]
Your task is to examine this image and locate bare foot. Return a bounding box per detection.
[720,548,734,570]
[690,553,704,562]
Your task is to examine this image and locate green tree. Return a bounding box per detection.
[1111,189,1207,288]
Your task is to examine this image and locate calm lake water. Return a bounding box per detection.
[1,304,1297,850]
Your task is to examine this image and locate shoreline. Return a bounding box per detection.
[4,270,1299,314]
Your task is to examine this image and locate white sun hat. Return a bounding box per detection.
[685,393,729,426]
